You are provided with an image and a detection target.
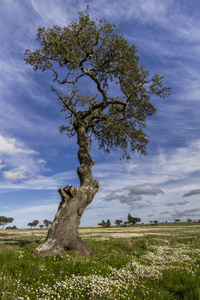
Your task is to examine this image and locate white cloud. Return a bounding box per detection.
[0,170,78,190]
[38,159,46,164]
[0,134,52,185]
[0,134,37,155]
[3,166,30,181]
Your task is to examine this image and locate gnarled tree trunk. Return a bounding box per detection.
[35,125,99,257]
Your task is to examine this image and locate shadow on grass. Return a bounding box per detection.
[0,238,43,248]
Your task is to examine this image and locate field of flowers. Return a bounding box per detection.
[0,223,199,299]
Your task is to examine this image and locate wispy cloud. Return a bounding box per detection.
[89,0,173,24]
[171,208,200,219]
[29,0,80,27]
[166,200,189,206]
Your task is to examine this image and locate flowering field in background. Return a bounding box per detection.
[0,223,200,299]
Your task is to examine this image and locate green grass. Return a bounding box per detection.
[0,223,200,299]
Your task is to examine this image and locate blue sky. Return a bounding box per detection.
[0,0,199,228]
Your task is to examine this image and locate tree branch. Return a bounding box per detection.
[51,86,77,117]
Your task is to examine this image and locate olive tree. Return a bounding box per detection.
[24,9,170,257]
[127,214,141,225]
[0,216,14,229]
[43,219,52,228]
[32,220,39,228]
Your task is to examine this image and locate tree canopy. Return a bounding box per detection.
[128,214,141,225]
[0,216,14,229]
[43,219,52,228]
[25,9,171,160]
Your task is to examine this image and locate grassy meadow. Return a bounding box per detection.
[0,223,200,299]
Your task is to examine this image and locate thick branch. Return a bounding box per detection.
[79,67,107,102]
[81,98,127,122]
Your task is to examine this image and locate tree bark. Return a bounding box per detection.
[35,125,99,257]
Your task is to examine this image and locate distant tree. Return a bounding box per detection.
[132,217,141,224]
[39,225,44,228]
[27,222,33,229]
[0,216,14,229]
[123,221,129,227]
[32,220,39,228]
[43,219,52,228]
[25,8,171,257]
[127,214,141,225]
[98,220,106,227]
[153,220,159,224]
[127,214,134,224]
[106,219,111,227]
[187,218,192,223]
[102,220,106,227]
[98,219,111,227]
[149,221,153,224]
[175,219,180,223]
[115,220,123,226]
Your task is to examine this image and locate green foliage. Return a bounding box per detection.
[0,216,14,229]
[107,219,111,227]
[161,269,200,299]
[25,8,171,160]
[32,220,39,228]
[27,220,39,229]
[127,213,141,225]
[43,219,52,228]
[132,217,141,224]
[5,225,17,229]
[27,222,33,229]
[115,219,123,226]
[98,219,111,227]
[187,218,192,223]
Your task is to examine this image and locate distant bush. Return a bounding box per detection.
[98,219,111,227]
[6,225,17,229]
